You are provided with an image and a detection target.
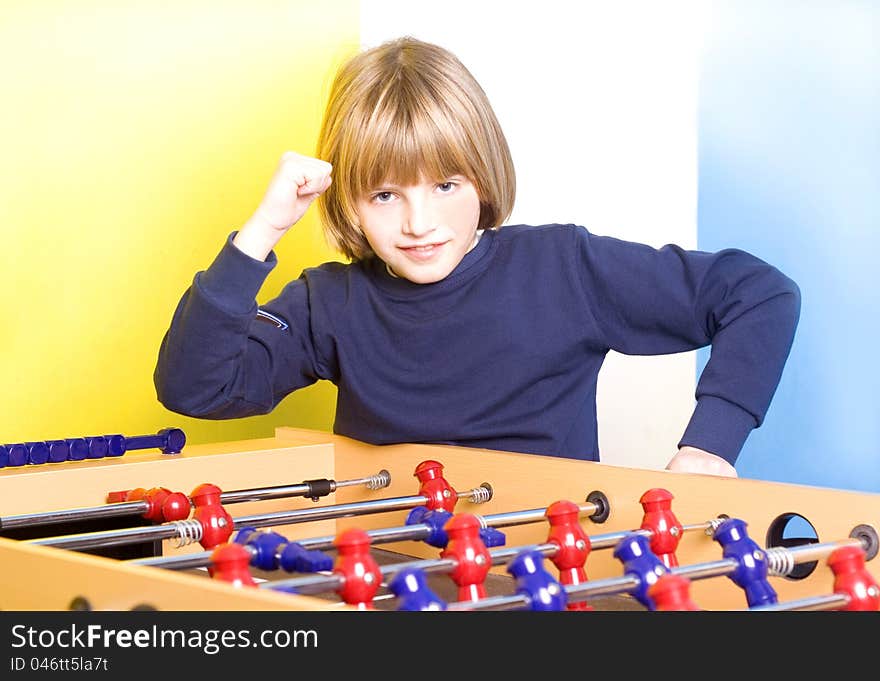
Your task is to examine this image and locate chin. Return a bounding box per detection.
[406,271,446,285]
[397,264,452,285]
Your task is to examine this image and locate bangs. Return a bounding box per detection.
[345,80,478,196]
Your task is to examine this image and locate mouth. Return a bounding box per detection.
[398,241,447,261]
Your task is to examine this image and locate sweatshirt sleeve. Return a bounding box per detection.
[153,233,328,419]
[574,226,801,464]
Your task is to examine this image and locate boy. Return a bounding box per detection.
[154,36,801,478]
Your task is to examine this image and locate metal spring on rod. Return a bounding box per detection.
[366,470,391,490]
[765,546,796,577]
[468,485,493,504]
[171,519,204,548]
[705,517,727,536]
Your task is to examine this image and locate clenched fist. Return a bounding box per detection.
[233,152,333,261]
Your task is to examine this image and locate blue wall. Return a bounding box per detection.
[697,1,879,492]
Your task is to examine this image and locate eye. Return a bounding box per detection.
[372,191,395,204]
[437,181,457,193]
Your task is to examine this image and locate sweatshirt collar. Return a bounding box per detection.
[368,228,496,296]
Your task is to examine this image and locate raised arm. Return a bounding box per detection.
[153,152,334,419]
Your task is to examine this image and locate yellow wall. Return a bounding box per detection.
[0,1,358,448]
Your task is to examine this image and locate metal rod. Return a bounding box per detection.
[445,536,867,611]
[231,495,432,530]
[447,593,531,611]
[0,501,151,531]
[27,484,491,553]
[219,470,390,504]
[473,502,598,529]
[674,558,739,581]
[1,470,390,530]
[569,538,865,604]
[445,573,643,611]
[30,524,183,551]
[266,539,558,595]
[585,518,720,551]
[334,473,393,491]
[270,573,344,596]
[134,497,592,570]
[682,520,721,535]
[587,529,651,550]
[256,513,560,594]
[483,542,558,566]
[770,538,864,566]
[134,552,216,571]
[566,574,642,599]
[230,484,490,530]
[749,594,849,612]
[24,496,422,552]
[380,542,559,577]
[380,557,457,577]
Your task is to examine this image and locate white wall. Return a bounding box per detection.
[361,0,705,469]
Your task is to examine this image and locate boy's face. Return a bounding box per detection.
[355,176,481,284]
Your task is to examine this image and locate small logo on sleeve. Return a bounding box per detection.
[255,308,289,330]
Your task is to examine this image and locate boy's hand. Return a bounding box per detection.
[665,446,738,477]
[234,152,333,261]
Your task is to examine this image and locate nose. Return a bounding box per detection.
[402,196,435,238]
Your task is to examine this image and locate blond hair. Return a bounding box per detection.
[316,37,516,260]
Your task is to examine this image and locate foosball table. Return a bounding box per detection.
[1,427,877,612]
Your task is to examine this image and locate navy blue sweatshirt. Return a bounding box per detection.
[154,224,800,464]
